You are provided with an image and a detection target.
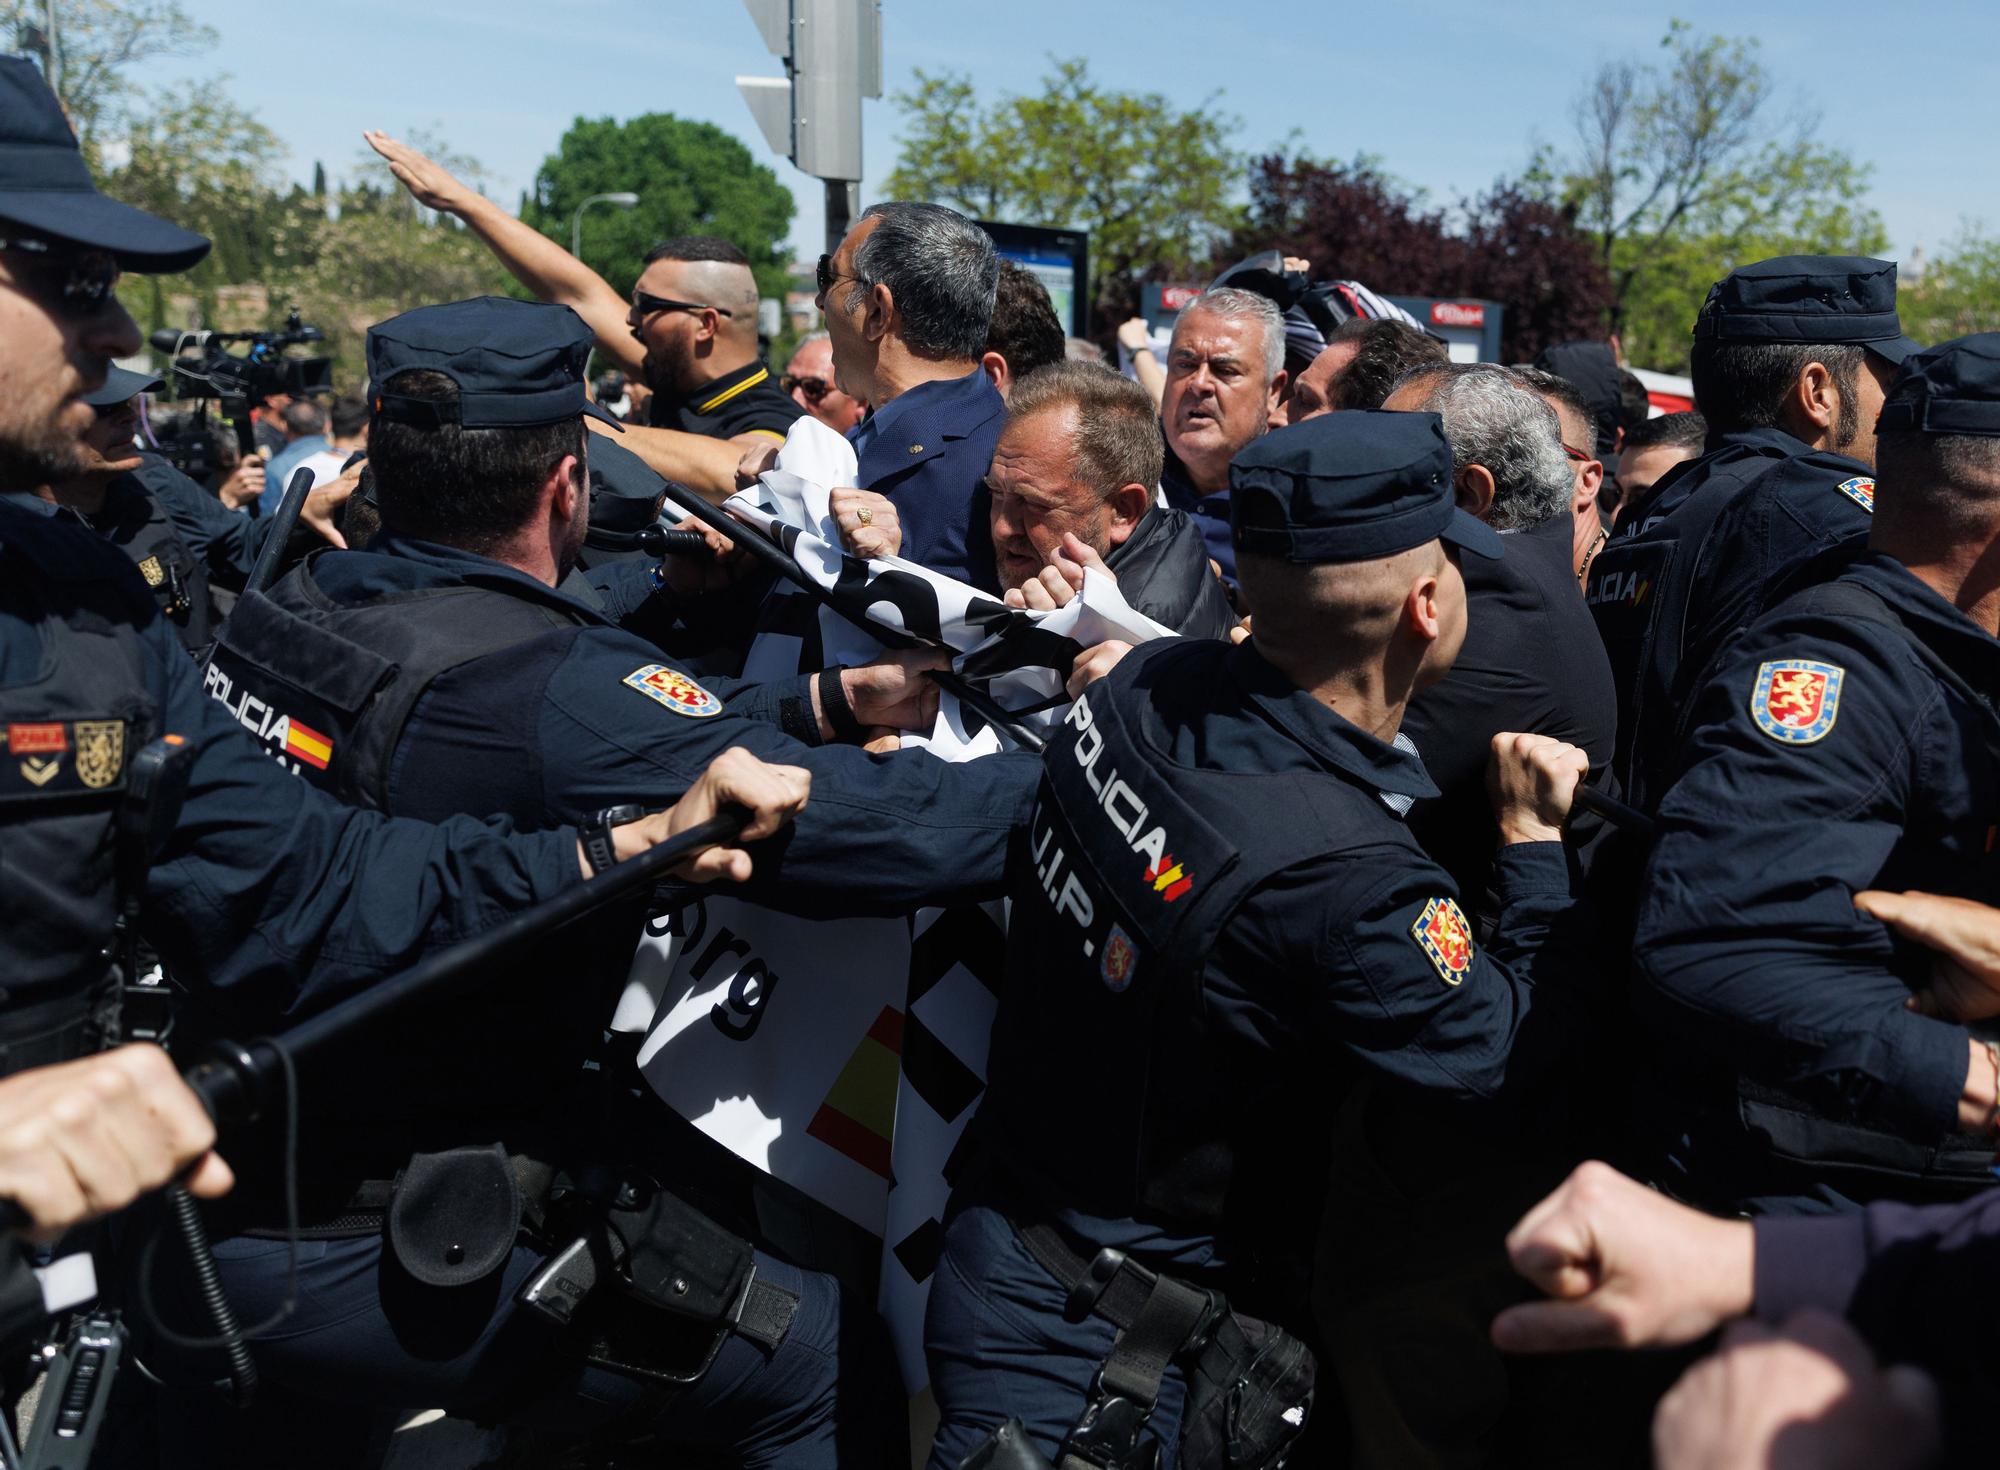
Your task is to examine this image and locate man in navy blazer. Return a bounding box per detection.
[817,202,1008,591]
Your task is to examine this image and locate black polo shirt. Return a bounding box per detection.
[649,360,802,442]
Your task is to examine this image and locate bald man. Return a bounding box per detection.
[367,133,800,503]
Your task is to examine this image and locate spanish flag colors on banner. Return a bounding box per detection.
[281,717,333,771]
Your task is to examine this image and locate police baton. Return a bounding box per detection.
[181,805,750,1128]
[1569,783,1656,839]
[241,465,318,599]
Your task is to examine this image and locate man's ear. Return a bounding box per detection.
[863,282,895,344]
[1454,463,1497,521]
[1786,361,1840,440]
[1106,483,1151,543]
[980,350,1011,396]
[1572,460,1603,516]
[1265,369,1290,417]
[549,453,583,521]
[1406,571,1443,644]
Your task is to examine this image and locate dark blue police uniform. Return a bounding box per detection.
[1632,335,2000,1217]
[928,414,1591,1469]
[850,367,1005,590]
[1404,508,1616,909]
[1587,256,1919,810]
[186,299,1039,1468]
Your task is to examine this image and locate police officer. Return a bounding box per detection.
[926,412,1594,1467]
[186,295,1042,1465]
[1586,255,1919,811]
[1631,333,2000,1217]
[0,48,777,1273]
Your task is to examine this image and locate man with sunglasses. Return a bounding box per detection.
[366,132,799,505]
[782,331,867,434]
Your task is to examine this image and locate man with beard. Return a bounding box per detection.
[364,132,798,502]
[1585,256,1917,811]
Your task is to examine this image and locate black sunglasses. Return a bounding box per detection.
[816,252,862,299]
[780,373,830,402]
[0,237,121,314]
[631,290,732,320]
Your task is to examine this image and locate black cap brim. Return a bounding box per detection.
[1864,334,1922,367]
[1440,508,1503,560]
[582,399,625,432]
[0,188,210,273]
[80,365,162,407]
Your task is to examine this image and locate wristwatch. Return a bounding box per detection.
[581,803,645,878]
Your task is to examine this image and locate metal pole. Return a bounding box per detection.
[570,192,640,261]
[824,180,857,257]
[43,0,57,97]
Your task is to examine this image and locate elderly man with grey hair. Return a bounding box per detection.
[1159,285,1288,586]
[808,200,1008,588]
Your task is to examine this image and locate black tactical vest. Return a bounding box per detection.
[204,554,586,810]
[0,508,147,1066]
[91,478,213,655]
[983,651,1361,1236]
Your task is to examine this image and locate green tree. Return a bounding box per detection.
[1563,23,1888,370]
[2,0,214,144]
[884,57,1245,313]
[1902,225,2000,344]
[518,115,795,300]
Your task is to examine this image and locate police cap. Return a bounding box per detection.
[80,365,162,408]
[1878,333,2000,437]
[0,56,210,273]
[367,297,624,433]
[1229,410,1502,564]
[1691,255,1918,365]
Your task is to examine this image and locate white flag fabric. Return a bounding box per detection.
[616,416,1169,1388]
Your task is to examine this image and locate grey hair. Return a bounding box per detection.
[1419,366,1574,531]
[1176,287,1286,384]
[793,330,831,350]
[846,202,999,361]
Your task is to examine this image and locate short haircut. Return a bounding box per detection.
[1412,366,1574,531]
[327,393,370,440]
[1175,287,1286,385]
[986,261,1067,381]
[1617,370,1653,436]
[281,398,327,436]
[1871,429,2000,546]
[1065,337,1105,364]
[1512,366,1599,455]
[369,369,584,557]
[1237,537,1446,673]
[1005,361,1163,499]
[848,202,999,361]
[644,235,750,268]
[1622,409,1708,456]
[1688,339,1866,440]
[1325,317,1448,411]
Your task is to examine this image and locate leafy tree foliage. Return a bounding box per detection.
[1227,155,1614,364]
[1902,225,2000,343]
[517,115,794,300]
[2,0,213,144]
[1562,23,1888,370]
[885,57,1244,321]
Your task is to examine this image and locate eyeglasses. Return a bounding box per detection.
[0,237,121,315]
[1560,442,1596,465]
[631,290,732,321]
[780,373,830,402]
[815,253,860,299]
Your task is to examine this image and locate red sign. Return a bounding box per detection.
[1159,285,1203,312]
[1430,301,1486,329]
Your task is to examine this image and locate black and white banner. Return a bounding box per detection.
[612,418,1169,1387]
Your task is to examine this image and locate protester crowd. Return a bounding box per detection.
[5,48,2000,1470]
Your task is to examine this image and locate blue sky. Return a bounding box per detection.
[159,0,1998,264]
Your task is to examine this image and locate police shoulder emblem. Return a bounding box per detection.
[1411,897,1473,987]
[137,555,166,587]
[1751,659,1844,744]
[73,720,125,789]
[1100,924,1138,992]
[1835,476,1876,513]
[622,663,723,718]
